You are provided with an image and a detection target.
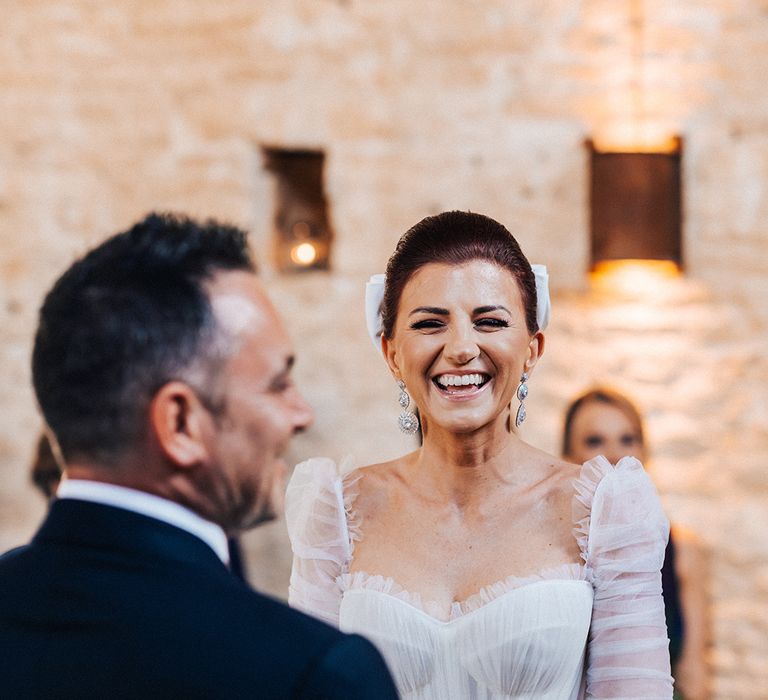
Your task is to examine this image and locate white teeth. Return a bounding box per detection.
[436,373,487,387]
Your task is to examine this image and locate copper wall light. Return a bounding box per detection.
[587,137,682,276]
[263,147,334,272]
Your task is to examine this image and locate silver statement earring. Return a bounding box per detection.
[514,372,529,428]
[397,380,420,435]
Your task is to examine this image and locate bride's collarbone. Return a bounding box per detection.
[356,465,573,535]
[350,497,578,601]
[349,531,574,609]
[351,467,580,596]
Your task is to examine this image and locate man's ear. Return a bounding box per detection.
[524,331,545,375]
[149,382,212,468]
[381,335,402,381]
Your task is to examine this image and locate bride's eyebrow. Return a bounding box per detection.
[408,305,512,316]
[409,306,449,316]
[474,305,511,315]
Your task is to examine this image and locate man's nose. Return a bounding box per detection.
[291,390,315,434]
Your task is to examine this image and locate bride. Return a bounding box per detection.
[286,211,673,699]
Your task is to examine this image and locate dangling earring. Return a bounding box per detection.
[514,372,529,428]
[397,380,420,435]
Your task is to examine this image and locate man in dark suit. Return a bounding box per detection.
[0,213,398,699]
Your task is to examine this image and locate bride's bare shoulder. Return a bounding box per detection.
[524,444,582,493]
[353,452,416,514]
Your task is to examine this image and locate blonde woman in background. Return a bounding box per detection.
[562,388,710,700]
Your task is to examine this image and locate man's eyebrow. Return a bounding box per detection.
[474,305,511,315]
[408,306,449,316]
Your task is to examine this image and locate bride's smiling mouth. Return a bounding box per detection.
[432,372,492,398]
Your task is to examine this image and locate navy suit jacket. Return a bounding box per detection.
[0,499,398,699]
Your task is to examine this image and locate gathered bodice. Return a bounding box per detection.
[286,456,673,699]
[340,577,591,699]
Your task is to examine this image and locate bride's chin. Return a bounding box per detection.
[425,409,501,436]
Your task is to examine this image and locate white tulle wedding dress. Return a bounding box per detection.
[286,456,673,699]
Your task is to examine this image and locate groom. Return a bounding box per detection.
[0,213,397,699]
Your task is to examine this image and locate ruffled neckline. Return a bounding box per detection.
[339,563,588,622]
[333,454,643,622]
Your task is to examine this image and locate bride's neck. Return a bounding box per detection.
[415,419,524,504]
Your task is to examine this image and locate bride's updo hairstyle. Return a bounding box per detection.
[381,211,538,339]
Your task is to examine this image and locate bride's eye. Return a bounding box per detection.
[409,319,445,331]
[474,317,509,330]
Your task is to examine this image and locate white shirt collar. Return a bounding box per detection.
[56,479,230,565]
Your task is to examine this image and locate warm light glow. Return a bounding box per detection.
[591,259,681,296]
[591,132,680,154]
[290,242,317,266]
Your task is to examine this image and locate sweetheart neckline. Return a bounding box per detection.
[343,576,593,626]
[341,564,590,624]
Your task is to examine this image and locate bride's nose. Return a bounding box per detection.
[443,323,479,365]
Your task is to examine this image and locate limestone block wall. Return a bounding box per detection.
[1,1,767,696]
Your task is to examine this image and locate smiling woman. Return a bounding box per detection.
[382,259,541,439]
[285,211,674,699]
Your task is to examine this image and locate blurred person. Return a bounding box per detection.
[0,213,398,699]
[563,387,710,700]
[287,211,673,698]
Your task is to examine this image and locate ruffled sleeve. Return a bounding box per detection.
[573,456,674,699]
[285,457,359,627]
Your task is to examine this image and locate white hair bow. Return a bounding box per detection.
[365,266,550,352]
[365,274,387,352]
[531,264,550,331]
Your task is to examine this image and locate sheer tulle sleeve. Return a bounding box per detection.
[285,457,357,627]
[573,456,674,699]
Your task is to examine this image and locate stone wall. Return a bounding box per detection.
[1,1,767,696]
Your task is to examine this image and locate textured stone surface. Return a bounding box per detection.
[1,1,767,696]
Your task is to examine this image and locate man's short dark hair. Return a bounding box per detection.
[32,212,256,465]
